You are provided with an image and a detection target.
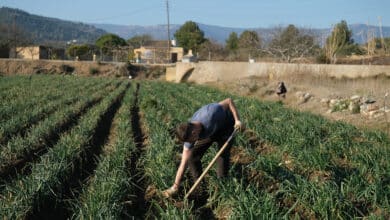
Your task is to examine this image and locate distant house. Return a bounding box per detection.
[134,40,184,64]
[10,46,65,60]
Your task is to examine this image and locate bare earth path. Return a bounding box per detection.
[207,74,390,136]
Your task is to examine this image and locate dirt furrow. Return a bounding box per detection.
[125,83,150,219]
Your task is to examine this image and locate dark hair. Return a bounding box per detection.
[176,122,194,142]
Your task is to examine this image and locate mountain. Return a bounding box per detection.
[1,7,390,46]
[0,7,107,46]
[93,23,273,44]
[94,22,390,45]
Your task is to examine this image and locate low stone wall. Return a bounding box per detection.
[0,59,126,75]
[174,61,390,83]
[0,59,128,76]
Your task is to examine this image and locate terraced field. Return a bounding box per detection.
[0,75,389,219]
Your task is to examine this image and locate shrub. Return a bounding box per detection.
[60,64,75,74]
[89,67,99,75]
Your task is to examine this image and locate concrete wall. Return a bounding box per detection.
[173,61,390,83]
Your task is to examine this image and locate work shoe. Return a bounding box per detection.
[162,186,178,198]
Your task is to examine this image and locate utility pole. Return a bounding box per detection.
[166,0,171,63]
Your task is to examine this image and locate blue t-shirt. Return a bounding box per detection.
[184,103,227,149]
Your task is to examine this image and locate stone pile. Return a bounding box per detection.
[321,95,389,118]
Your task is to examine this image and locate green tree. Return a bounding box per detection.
[267,25,319,62]
[127,34,153,48]
[95,34,127,59]
[225,32,239,60]
[66,44,94,60]
[324,20,357,63]
[174,21,206,53]
[225,32,239,53]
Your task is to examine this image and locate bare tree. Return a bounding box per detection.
[264,25,319,62]
[198,39,226,61]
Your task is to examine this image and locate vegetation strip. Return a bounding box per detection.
[0,79,110,145]
[0,82,128,219]
[0,81,120,182]
[0,75,87,123]
[74,84,136,219]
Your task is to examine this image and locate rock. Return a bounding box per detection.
[296,91,312,104]
[367,104,380,112]
[329,99,339,107]
[368,110,384,119]
[350,95,361,101]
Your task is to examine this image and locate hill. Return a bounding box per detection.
[0,7,107,46]
[1,7,390,46]
[94,23,390,45]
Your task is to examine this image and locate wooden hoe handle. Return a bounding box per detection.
[184,128,238,200]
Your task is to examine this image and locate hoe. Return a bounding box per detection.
[184,128,238,200]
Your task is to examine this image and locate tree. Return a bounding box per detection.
[266,25,319,62]
[370,37,390,55]
[0,23,32,58]
[66,44,96,60]
[238,31,261,49]
[174,21,206,54]
[225,32,239,59]
[238,30,261,60]
[127,34,153,48]
[198,39,226,61]
[95,34,127,60]
[225,32,239,54]
[324,20,354,63]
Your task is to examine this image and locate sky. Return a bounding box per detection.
[1,0,389,28]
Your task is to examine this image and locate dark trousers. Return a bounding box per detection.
[187,128,234,180]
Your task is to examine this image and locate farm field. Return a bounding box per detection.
[0,75,389,219]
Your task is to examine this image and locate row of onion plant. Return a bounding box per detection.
[0,80,121,173]
[73,84,138,219]
[0,77,114,145]
[0,81,129,219]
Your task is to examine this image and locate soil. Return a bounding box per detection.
[206,74,390,136]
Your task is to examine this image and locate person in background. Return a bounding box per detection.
[276,81,287,98]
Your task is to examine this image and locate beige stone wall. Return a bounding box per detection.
[166,66,176,81]
[175,61,390,83]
